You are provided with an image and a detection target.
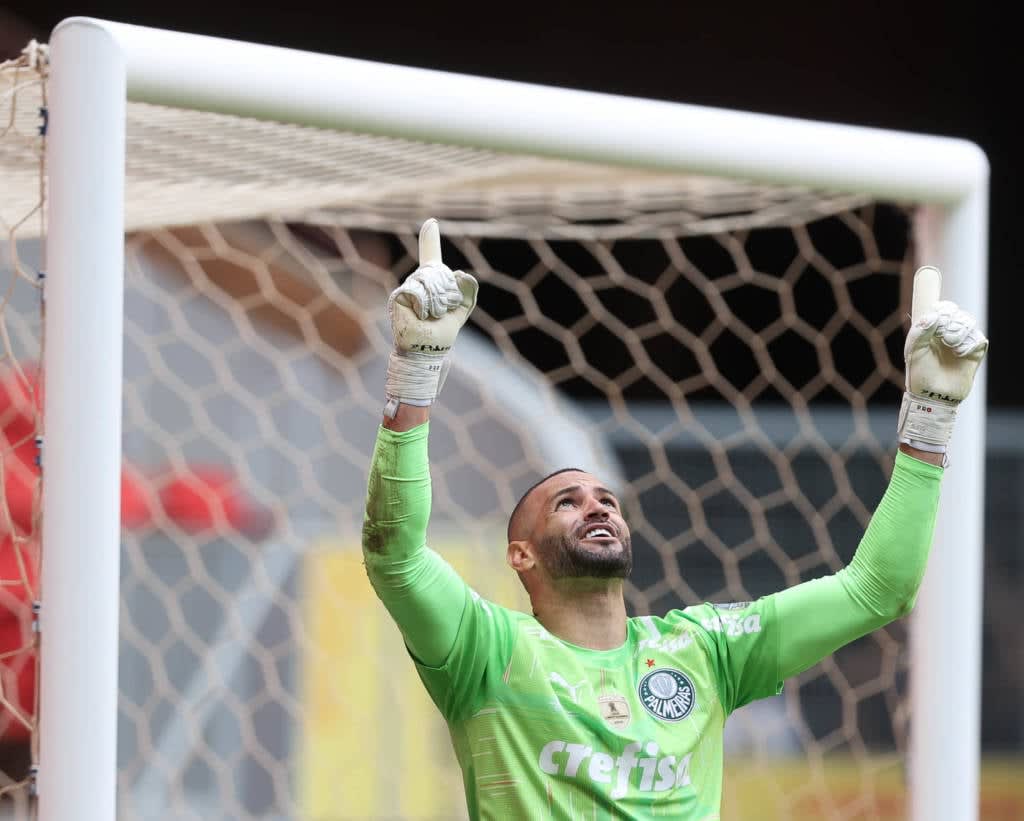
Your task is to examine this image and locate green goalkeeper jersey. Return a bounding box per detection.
[418,594,778,819]
[363,424,942,820]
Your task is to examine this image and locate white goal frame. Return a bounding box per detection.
[39,16,988,821]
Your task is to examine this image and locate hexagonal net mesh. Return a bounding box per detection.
[3,47,921,819]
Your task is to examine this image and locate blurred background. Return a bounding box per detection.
[0,2,1021,819]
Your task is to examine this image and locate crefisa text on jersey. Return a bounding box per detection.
[538,739,693,799]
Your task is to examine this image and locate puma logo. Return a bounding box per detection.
[549,672,589,704]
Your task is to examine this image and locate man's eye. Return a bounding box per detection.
[602,498,616,507]
[556,498,574,509]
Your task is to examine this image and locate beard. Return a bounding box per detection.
[537,529,633,580]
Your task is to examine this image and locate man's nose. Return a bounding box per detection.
[583,497,609,518]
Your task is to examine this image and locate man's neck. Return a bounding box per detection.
[531,580,628,651]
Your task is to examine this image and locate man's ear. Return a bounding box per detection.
[507,540,535,573]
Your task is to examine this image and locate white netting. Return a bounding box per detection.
[2,45,924,820]
[0,43,46,820]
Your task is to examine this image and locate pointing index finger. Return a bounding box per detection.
[418,218,443,266]
[912,265,942,323]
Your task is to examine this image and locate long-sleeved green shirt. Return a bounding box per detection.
[363,423,942,820]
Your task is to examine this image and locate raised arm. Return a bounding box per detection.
[362,219,479,668]
[772,266,989,679]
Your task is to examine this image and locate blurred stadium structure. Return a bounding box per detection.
[2,26,1022,820]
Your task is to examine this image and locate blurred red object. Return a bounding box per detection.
[0,364,271,537]
[1,461,35,537]
[120,465,155,530]
[0,366,43,752]
[0,536,36,745]
[0,461,155,537]
[0,363,38,432]
[0,364,274,754]
[158,466,274,539]
[0,363,40,475]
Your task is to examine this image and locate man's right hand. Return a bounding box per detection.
[384,218,478,418]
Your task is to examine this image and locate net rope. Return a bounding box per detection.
[2,43,919,820]
[0,43,47,817]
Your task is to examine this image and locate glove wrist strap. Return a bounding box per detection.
[897,390,958,450]
[384,350,446,413]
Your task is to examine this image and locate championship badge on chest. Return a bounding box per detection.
[597,694,632,730]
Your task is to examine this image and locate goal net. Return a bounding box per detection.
[0,30,985,821]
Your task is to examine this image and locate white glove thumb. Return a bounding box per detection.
[898,266,988,458]
[389,219,466,322]
[905,273,988,402]
[384,219,479,415]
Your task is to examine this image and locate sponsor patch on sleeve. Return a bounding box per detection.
[711,601,752,611]
[701,610,762,638]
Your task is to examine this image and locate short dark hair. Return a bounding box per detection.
[507,467,586,542]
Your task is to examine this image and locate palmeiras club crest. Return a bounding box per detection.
[637,668,696,722]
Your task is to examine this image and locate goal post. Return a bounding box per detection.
[34,15,988,821]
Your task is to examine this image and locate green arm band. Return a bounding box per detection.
[773,451,943,680]
[361,422,468,668]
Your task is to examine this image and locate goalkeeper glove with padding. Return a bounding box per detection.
[384,218,478,417]
[898,265,988,461]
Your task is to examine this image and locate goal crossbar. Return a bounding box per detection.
[40,16,988,821]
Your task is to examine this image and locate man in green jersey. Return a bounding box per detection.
[362,219,988,820]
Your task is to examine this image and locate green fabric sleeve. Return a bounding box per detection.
[772,450,944,680]
[361,422,469,668]
[683,598,783,714]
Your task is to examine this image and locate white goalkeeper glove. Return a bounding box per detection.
[383,218,478,418]
[898,265,988,461]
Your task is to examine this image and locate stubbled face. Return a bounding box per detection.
[528,472,632,580]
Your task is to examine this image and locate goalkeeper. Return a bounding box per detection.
[362,219,988,820]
